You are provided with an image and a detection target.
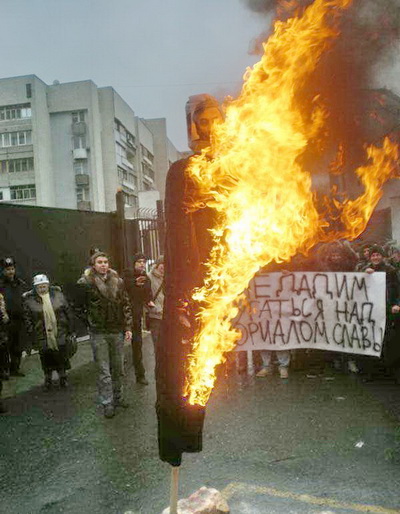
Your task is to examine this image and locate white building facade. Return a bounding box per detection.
[0,75,183,213]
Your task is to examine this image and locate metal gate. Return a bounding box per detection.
[125,204,165,266]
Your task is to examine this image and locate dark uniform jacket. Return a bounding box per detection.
[122,268,152,326]
[77,268,132,333]
[0,293,8,347]
[360,260,400,310]
[22,286,74,351]
[0,275,28,321]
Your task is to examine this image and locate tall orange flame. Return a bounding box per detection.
[184,0,399,406]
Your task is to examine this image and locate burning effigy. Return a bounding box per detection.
[156,0,400,482]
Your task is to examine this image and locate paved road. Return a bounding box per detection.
[0,337,399,514]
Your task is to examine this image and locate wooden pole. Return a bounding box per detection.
[169,466,180,514]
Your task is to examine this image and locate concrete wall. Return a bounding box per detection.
[98,88,117,212]
[137,118,154,191]
[143,118,182,200]
[98,87,139,212]
[50,112,78,209]
[30,76,55,206]
[138,190,160,210]
[48,81,106,211]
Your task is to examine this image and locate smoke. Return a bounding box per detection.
[242,0,312,17]
[241,0,279,13]
[301,0,400,171]
[244,0,400,185]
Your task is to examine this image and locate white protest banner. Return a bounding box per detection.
[232,272,386,357]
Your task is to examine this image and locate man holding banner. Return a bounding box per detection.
[360,244,400,378]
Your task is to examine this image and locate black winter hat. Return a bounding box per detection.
[369,245,385,257]
[89,246,102,256]
[90,251,109,266]
[1,256,16,268]
[132,253,146,264]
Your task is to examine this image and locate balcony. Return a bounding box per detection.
[121,157,134,170]
[142,154,153,166]
[122,180,135,191]
[73,148,88,159]
[75,174,89,186]
[126,135,136,149]
[77,200,91,211]
[72,121,86,136]
[143,174,154,184]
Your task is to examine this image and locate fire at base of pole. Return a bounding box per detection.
[161,486,230,514]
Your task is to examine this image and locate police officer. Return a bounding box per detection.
[0,257,28,377]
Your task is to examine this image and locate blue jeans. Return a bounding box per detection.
[91,332,124,406]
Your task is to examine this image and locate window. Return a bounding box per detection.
[140,144,154,164]
[7,157,34,173]
[116,142,127,159]
[10,184,36,200]
[123,192,136,207]
[0,130,32,148]
[73,160,88,174]
[0,192,3,200]
[117,166,128,182]
[26,84,32,98]
[73,136,86,149]
[72,111,85,123]
[0,103,31,121]
[126,132,136,148]
[76,186,90,202]
[142,162,154,180]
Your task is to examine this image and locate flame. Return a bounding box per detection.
[183,0,399,406]
[329,143,345,175]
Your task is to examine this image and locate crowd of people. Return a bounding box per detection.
[0,251,165,418]
[250,241,400,382]
[0,239,399,417]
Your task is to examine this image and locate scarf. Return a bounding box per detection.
[39,292,58,350]
[0,293,9,324]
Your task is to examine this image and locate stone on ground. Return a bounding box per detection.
[162,486,229,514]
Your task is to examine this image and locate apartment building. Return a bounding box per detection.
[0,75,183,213]
[143,118,183,200]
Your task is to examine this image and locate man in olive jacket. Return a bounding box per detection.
[77,252,132,418]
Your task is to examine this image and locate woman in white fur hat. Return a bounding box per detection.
[22,274,75,390]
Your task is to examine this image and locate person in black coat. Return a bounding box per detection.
[0,257,28,377]
[361,245,400,379]
[0,292,9,413]
[122,254,154,385]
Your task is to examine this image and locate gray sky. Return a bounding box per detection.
[2,0,399,150]
[2,0,268,150]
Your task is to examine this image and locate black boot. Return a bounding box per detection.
[44,373,52,391]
